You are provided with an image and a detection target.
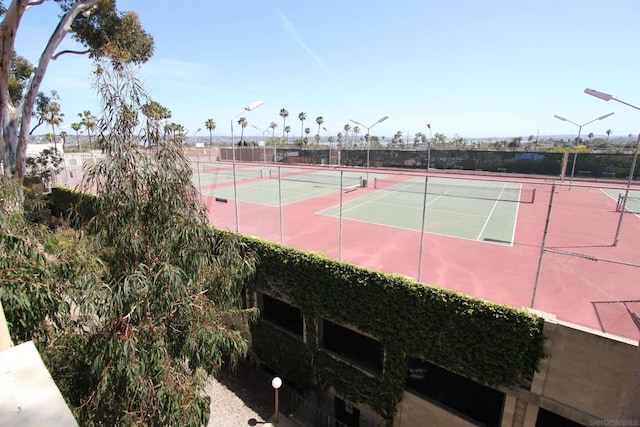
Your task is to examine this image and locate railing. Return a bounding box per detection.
[290,387,383,427]
[290,389,349,427]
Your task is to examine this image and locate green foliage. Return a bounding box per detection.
[9,53,33,105]
[44,62,258,425]
[234,234,545,423]
[60,0,155,66]
[0,180,103,345]
[26,148,63,184]
[50,176,545,424]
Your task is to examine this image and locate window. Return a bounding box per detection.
[406,357,504,427]
[261,294,303,337]
[536,408,583,427]
[321,319,383,374]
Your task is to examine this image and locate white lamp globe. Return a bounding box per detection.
[271,377,282,389]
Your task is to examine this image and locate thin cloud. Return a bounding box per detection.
[276,8,332,75]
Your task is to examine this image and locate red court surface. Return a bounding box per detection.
[200,163,640,342]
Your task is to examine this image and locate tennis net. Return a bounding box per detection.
[616,193,640,213]
[373,178,536,203]
[269,170,362,189]
[208,167,264,179]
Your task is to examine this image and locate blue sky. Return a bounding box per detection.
[15,0,640,140]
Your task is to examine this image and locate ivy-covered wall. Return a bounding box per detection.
[50,186,546,424]
[236,235,545,422]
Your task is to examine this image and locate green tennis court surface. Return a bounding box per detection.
[199,168,364,207]
[602,188,640,216]
[318,176,523,244]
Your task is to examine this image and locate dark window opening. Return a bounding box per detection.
[406,357,504,427]
[321,319,383,374]
[536,408,583,427]
[261,294,303,337]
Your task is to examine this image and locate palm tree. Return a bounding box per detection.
[315,116,324,146]
[43,99,64,152]
[280,108,289,145]
[343,124,351,147]
[204,118,216,149]
[269,121,278,140]
[284,125,291,144]
[238,117,248,146]
[78,110,97,148]
[298,112,306,147]
[59,130,68,148]
[304,127,310,146]
[142,101,171,147]
[352,126,360,146]
[606,129,612,143]
[71,122,82,150]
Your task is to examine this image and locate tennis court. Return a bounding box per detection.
[317,175,526,244]
[601,187,640,216]
[199,167,364,207]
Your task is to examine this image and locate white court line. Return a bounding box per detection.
[475,182,508,241]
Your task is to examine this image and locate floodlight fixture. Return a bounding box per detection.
[349,115,389,182]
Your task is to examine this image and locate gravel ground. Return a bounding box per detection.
[206,360,293,427]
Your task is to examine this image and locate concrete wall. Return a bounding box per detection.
[394,391,477,427]
[391,311,640,427]
[530,312,640,425]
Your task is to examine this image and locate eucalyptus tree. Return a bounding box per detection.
[0,0,154,178]
[606,129,612,142]
[315,116,324,144]
[57,62,259,426]
[30,90,60,135]
[71,122,82,150]
[8,53,32,105]
[279,108,288,145]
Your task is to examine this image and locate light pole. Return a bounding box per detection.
[349,115,388,184]
[426,123,433,170]
[271,377,282,423]
[322,126,332,166]
[251,124,269,166]
[230,101,264,232]
[553,112,614,186]
[585,88,640,245]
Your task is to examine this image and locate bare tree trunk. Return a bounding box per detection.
[1,0,100,178]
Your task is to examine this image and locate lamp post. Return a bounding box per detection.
[553,112,614,186]
[251,124,269,165]
[230,101,264,232]
[349,115,388,184]
[585,88,640,245]
[426,123,433,170]
[322,126,332,166]
[271,376,282,423]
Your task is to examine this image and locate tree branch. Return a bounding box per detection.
[52,49,92,60]
[26,0,46,7]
